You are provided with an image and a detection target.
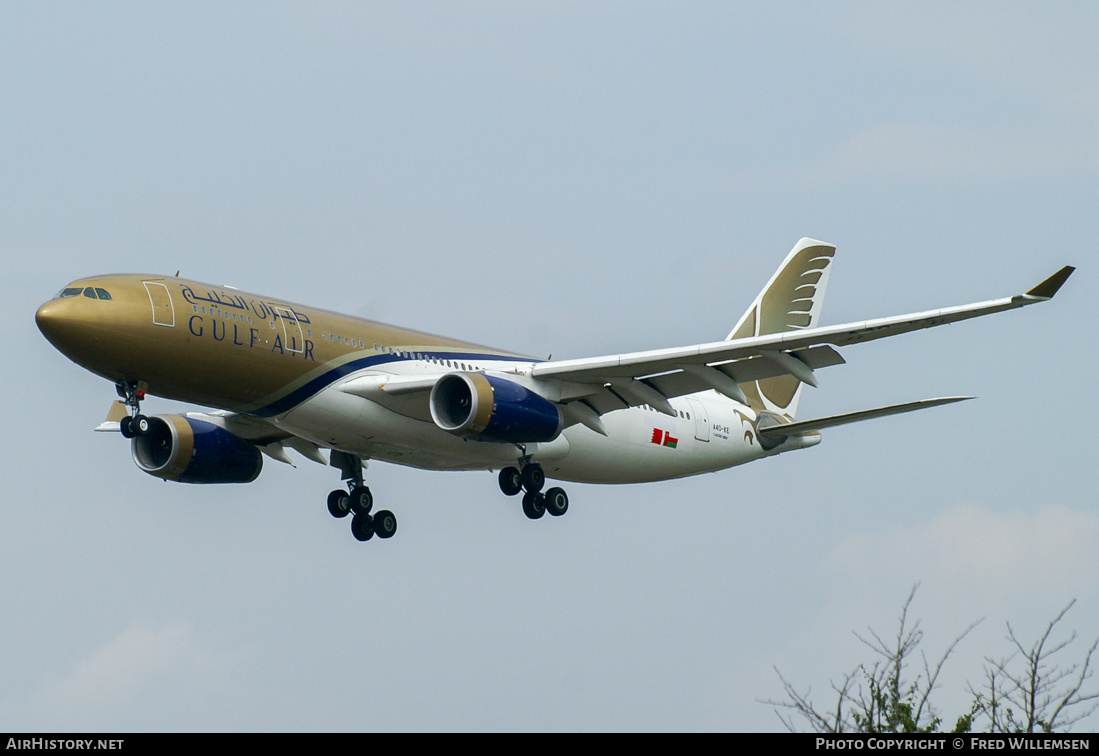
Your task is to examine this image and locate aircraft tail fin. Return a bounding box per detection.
[728,238,836,419]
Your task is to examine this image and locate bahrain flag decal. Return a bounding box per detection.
[650,429,678,449]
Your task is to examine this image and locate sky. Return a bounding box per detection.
[3,1,1097,732]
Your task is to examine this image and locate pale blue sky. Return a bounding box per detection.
[4,2,1097,731]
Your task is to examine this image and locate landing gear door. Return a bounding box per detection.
[686,397,710,442]
[143,281,175,327]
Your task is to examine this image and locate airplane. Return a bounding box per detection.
[35,238,1073,543]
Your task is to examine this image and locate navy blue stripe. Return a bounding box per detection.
[249,350,540,418]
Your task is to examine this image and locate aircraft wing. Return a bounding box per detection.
[337,265,1071,434]
[527,266,1074,417]
[188,410,329,468]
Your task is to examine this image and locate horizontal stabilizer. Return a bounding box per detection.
[757,396,974,438]
[94,400,129,432]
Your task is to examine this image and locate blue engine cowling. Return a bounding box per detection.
[132,415,263,484]
[429,373,563,443]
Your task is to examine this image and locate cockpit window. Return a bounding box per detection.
[83,287,98,299]
[94,288,112,300]
[59,287,83,298]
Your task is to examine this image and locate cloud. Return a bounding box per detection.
[26,619,235,728]
[826,503,1099,598]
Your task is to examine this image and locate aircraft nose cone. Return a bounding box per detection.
[36,299,62,338]
[35,298,80,350]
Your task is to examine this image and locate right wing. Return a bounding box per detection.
[337,263,1072,438]
[527,265,1074,418]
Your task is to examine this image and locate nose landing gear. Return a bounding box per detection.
[116,381,151,439]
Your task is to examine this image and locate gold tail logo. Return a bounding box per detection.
[728,239,835,418]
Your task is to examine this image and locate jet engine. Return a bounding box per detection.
[429,372,563,443]
[132,415,263,484]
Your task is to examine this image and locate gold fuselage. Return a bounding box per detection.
[36,274,526,417]
[36,273,772,483]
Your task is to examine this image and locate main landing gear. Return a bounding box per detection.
[498,458,569,521]
[116,381,151,439]
[327,451,396,543]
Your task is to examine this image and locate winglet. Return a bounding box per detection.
[1025,266,1075,299]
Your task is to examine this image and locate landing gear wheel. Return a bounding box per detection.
[327,489,351,518]
[349,486,373,516]
[544,487,569,517]
[522,491,546,520]
[116,382,149,437]
[351,513,374,541]
[521,464,545,493]
[373,510,397,539]
[499,467,523,496]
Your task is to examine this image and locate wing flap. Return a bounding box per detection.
[199,411,329,467]
[638,346,845,402]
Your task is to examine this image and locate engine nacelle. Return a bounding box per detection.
[429,373,563,443]
[132,415,263,484]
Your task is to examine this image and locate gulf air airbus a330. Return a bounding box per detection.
[35,239,1073,543]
